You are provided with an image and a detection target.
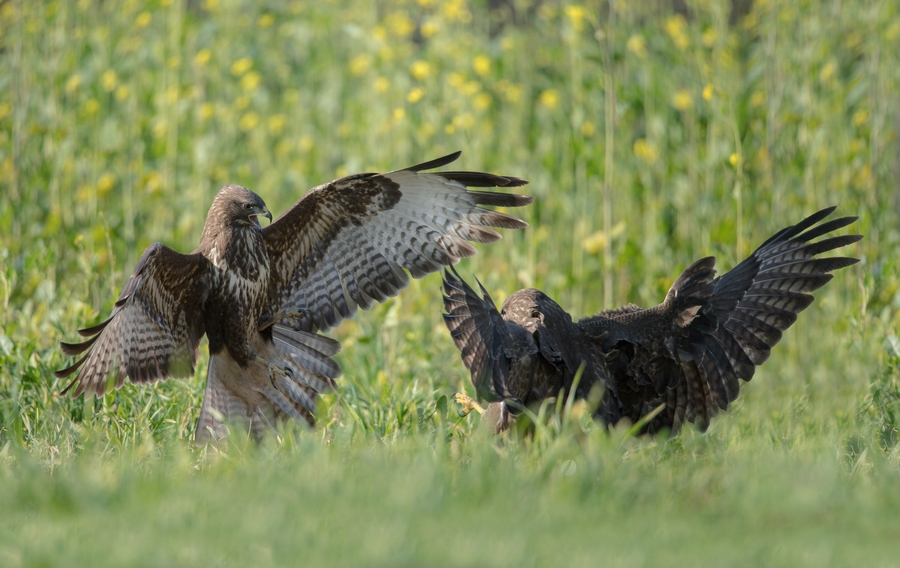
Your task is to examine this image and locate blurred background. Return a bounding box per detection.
[3,1,900,565]
[1,0,899,457]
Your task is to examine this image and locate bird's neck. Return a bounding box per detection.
[201,223,269,280]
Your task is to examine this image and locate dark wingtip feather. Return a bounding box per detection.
[77,318,112,338]
[407,152,462,172]
[55,352,89,381]
[757,206,839,248]
[60,336,99,356]
[436,172,530,188]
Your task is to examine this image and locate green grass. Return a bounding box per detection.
[2,0,900,566]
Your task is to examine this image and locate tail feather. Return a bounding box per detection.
[195,366,254,445]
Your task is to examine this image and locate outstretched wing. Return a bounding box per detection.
[441,267,533,402]
[583,206,860,433]
[697,206,860,412]
[56,243,211,397]
[263,152,532,333]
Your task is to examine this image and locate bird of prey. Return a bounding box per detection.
[442,207,861,434]
[56,152,532,444]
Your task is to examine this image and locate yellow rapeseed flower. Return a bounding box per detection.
[231,57,253,76]
[453,113,475,130]
[729,153,740,167]
[167,56,180,69]
[258,14,274,28]
[539,89,559,109]
[101,69,118,92]
[886,21,900,41]
[235,95,251,110]
[537,4,556,21]
[505,84,522,103]
[564,5,586,32]
[581,121,594,137]
[664,15,689,50]
[418,123,435,138]
[135,11,152,27]
[473,92,492,110]
[199,102,214,120]
[444,0,472,23]
[65,74,82,93]
[268,114,287,135]
[750,90,766,108]
[241,71,262,91]
[410,60,430,80]
[386,11,414,37]
[633,138,658,164]
[393,107,405,122]
[582,221,625,254]
[447,72,464,88]
[164,85,179,104]
[202,0,220,10]
[407,87,425,103]
[84,99,99,115]
[672,89,692,111]
[702,84,713,101]
[626,34,647,58]
[501,37,515,51]
[0,103,10,120]
[299,135,314,152]
[460,80,480,96]
[421,21,438,38]
[473,54,490,77]
[820,60,837,82]
[374,77,390,93]
[378,46,395,62]
[195,49,212,66]
[239,112,259,132]
[702,27,717,47]
[852,109,870,128]
[96,172,117,196]
[152,120,166,139]
[350,54,371,75]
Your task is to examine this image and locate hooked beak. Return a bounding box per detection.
[251,207,272,228]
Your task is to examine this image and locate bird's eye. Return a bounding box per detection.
[244,203,254,210]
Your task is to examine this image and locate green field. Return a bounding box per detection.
[2,0,900,565]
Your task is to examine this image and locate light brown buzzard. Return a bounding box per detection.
[57,152,532,444]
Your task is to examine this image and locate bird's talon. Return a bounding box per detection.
[454,392,484,416]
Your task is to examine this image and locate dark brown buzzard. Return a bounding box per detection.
[57,152,532,444]
[442,207,860,434]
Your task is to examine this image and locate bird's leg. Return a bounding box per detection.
[253,354,293,389]
[258,306,311,331]
[454,392,485,417]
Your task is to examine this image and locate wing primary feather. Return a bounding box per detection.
[405,151,462,172]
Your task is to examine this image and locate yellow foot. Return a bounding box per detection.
[454,392,485,417]
[259,307,311,331]
[254,355,292,388]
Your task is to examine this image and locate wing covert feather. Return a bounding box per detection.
[263,153,532,333]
